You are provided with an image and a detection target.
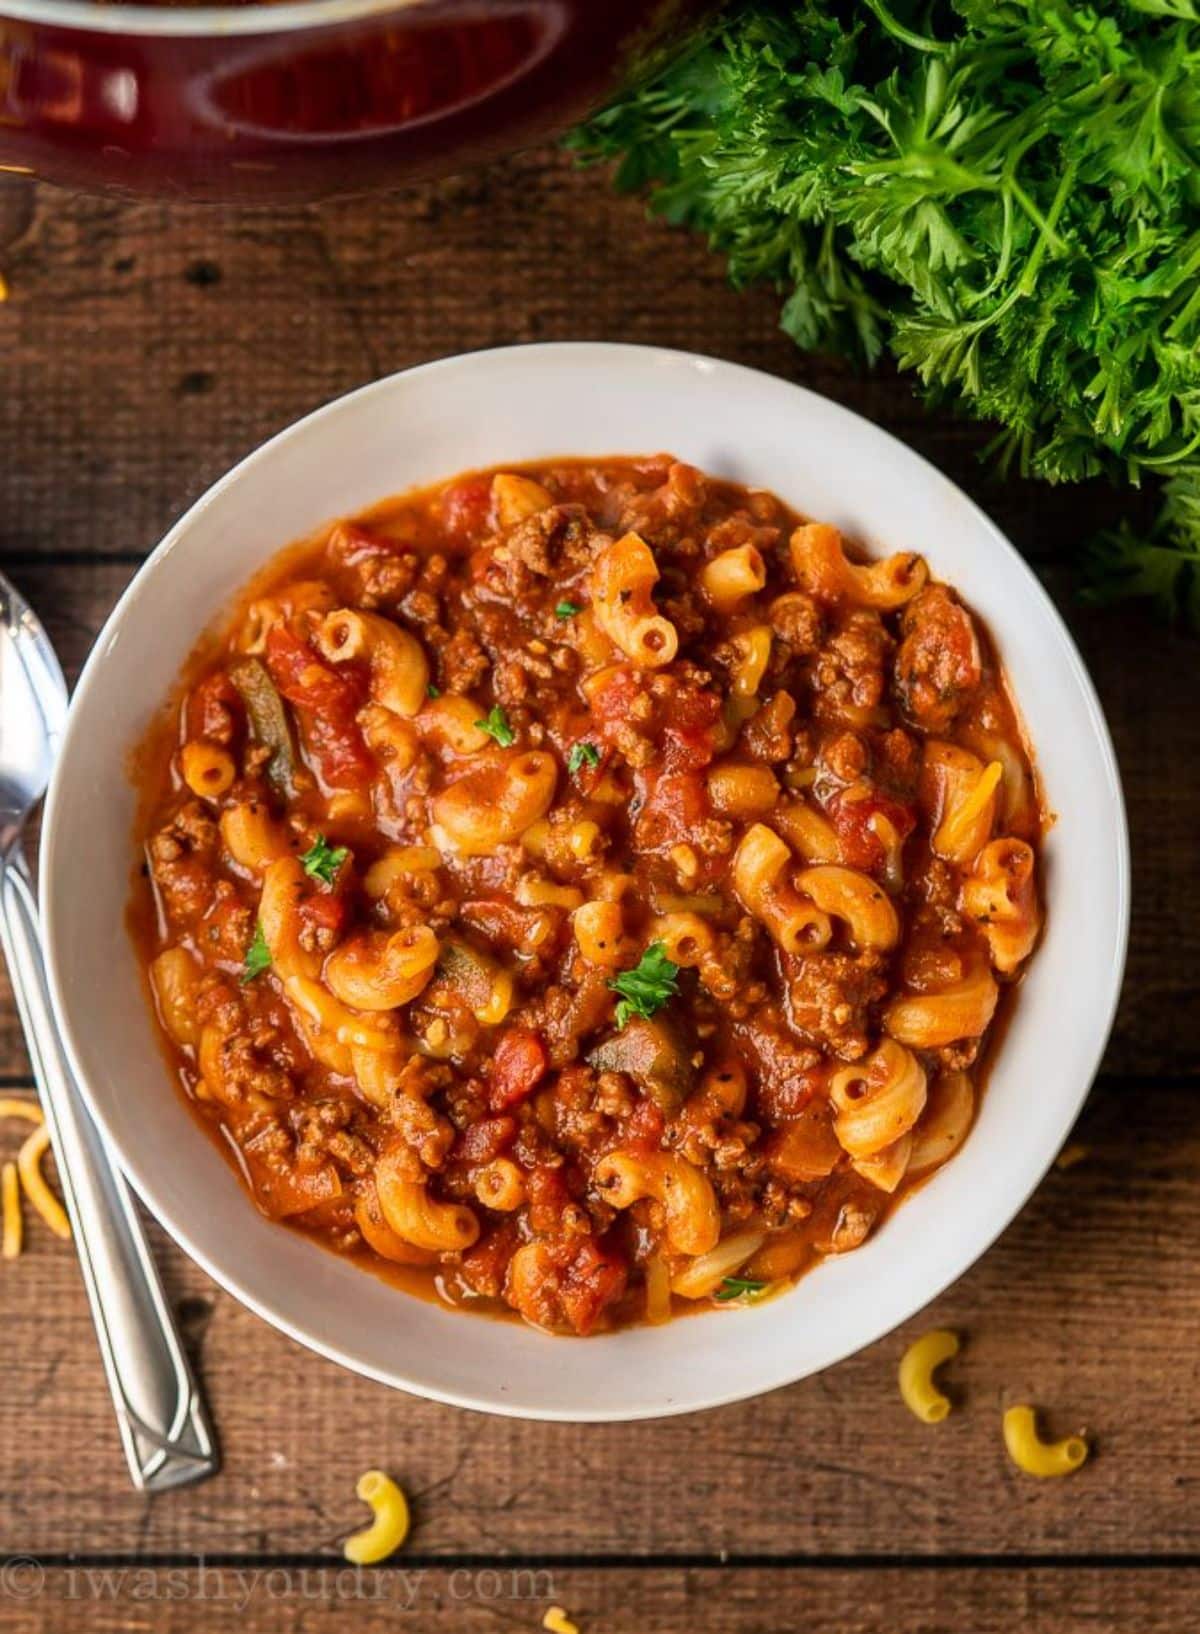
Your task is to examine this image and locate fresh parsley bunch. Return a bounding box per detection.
[575,0,1200,623]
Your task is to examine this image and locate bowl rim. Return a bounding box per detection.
[1,0,453,41]
[40,341,1131,1419]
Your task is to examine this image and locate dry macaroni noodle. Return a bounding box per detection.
[898,1329,960,1423]
[1003,1405,1089,1478]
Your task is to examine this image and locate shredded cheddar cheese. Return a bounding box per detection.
[17,1126,71,1241]
[1,1161,21,1260]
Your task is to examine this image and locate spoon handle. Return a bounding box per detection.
[0,850,219,1492]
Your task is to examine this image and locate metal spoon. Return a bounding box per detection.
[0,571,218,1492]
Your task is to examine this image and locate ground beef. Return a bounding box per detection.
[811,609,891,723]
[740,690,797,763]
[894,584,982,732]
[787,952,888,1061]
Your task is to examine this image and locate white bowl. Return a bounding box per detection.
[40,344,1130,1421]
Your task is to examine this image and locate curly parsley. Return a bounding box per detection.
[608,942,681,1029]
[300,834,348,886]
[555,600,583,619]
[576,0,1200,623]
[475,705,516,748]
[567,741,600,774]
[242,923,271,984]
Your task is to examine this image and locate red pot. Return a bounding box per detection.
[0,0,706,202]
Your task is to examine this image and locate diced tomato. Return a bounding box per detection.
[589,666,640,738]
[489,1029,549,1111]
[451,1115,518,1166]
[634,769,709,854]
[298,891,349,941]
[826,786,916,874]
[558,1236,628,1336]
[663,686,721,772]
[187,672,241,744]
[440,475,494,543]
[247,1158,341,1220]
[526,1164,572,1234]
[264,626,373,790]
[265,626,361,713]
[623,1095,666,1151]
[460,1220,520,1298]
[328,522,391,561]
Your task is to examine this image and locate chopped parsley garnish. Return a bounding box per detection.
[555,600,583,619]
[427,683,441,699]
[475,705,516,748]
[567,741,600,775]
[714,1276,769,1303]
[608,941,680,1030]
[300,834,348,886]
[242,923,271,984]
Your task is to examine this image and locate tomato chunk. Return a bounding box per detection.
[264,627,373,790]
[489,1029,549,1111]
[558,1236,628,1336]
[826,787,916,874]
[440,475,494,543]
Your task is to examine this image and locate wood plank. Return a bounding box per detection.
[2,555,1194,1081]
[0,1080,1194,1559]
[0,150,1149,571]
[0,1564,1197,1634]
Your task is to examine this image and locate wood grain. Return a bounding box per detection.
[0,150,1153,570]
[2,1565,1198,1634]
[0,145,1195,1624]
[1,1080,1194,1560]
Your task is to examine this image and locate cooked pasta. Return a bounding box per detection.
[131,456,1042,1334]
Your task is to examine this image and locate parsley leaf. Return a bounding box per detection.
[608,942,681,1030]
[300,834,348,886]
[242,923,271,984]
[555,600,583,619]
[573,0,1200,626]
[567,741,600,774]
[715,1275,768,1303]
[475,705,516,748]
[427,683,441,700]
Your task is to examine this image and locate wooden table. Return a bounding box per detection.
[1,148,1197,1634]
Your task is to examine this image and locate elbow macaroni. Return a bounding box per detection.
[323,926,439,1011]
[343,1470,411,1564]
[961,837,1040,973]
[790,522,928,608]
[793,864,900,953]
[594,1150,720,1256]
[830,1039,927,1160]
[700,543,767,611]
[884,961,999,1049]
[1003,1405,1089,1478]
[732,823,833,954]
[590,532,679,668]
[899,1329,960,1423]
[432,752,557,856]
[316,608,429,718]
[375,1145,480,1251]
